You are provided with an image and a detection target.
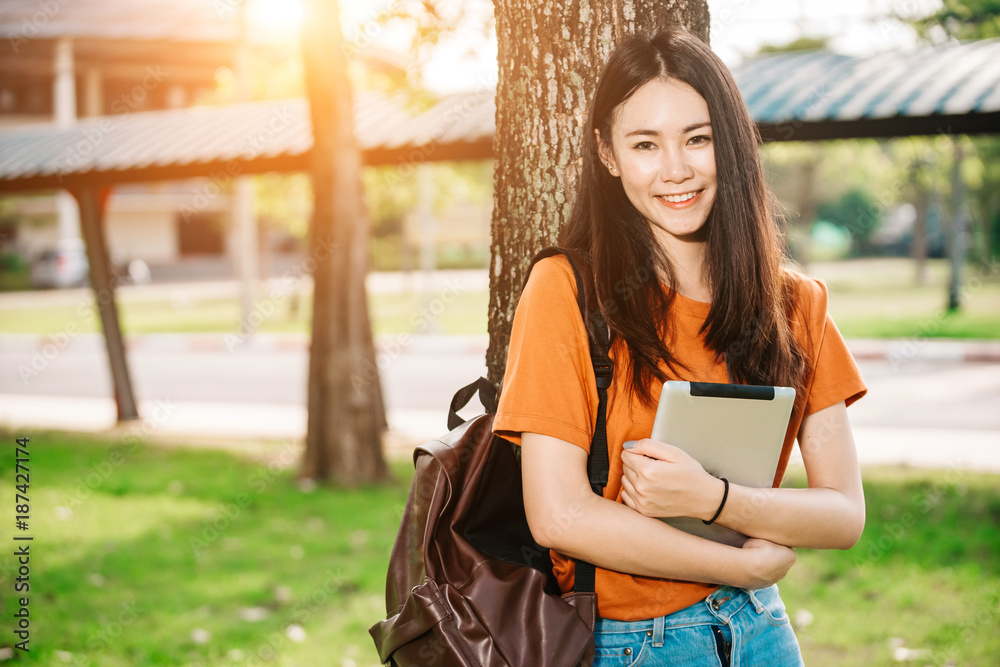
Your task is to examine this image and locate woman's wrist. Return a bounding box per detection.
[698,474,728,523]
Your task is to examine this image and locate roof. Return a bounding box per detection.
[733,37,1000,140]
[0,0,238,44]
[0,38,997,192]
[0,89,496,192]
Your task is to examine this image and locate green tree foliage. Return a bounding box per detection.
[254,173,313,242]
[757,36,830,53]
[908,0,1000,40]
[817,189,882,256]
[906,0,1000,260]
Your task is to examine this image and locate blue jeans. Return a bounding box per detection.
[592,584,804,666]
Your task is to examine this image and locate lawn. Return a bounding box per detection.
[0,289,490,338]
[1,257,998,339]
[815,257,1000,340]
[1,430,998,666]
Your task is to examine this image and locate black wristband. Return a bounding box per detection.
[703,477,729,526]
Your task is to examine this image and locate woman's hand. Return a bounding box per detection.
[620,438,725,521]
[738,538,797,589]
[523,432,797,589]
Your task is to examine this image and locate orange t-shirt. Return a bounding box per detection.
[492,254,867,621]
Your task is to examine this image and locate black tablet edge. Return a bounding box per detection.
[689,382,775,401]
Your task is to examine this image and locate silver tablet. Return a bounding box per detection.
[648,381,796,547]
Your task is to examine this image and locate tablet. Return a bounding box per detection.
[648,381,796,547]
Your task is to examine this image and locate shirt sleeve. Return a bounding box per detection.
[492,256,598,451]
[801,277,868,416]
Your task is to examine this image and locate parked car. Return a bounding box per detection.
[31,239,151,289]
[31,239,89,288]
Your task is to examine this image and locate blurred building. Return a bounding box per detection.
[0,0,246,265]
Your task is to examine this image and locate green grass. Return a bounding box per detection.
[1,430,409,666]
[1,257,998,339]
[779,466,1000,666]
[0,289,489,337]
[816,258,1000,340]
[1,430,998,665]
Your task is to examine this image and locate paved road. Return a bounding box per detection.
[1,333,998,470]
[0,334,487,411]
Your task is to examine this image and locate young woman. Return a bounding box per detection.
[492,29,868,666]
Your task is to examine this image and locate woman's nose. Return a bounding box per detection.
[660,147,693,183]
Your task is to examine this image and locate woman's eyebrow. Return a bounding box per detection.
[623,121,711,138]
[624,128,660,138]
[682,121,712,133]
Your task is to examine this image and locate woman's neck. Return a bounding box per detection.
[658,236,711,303]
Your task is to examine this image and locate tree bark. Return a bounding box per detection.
[488,0,711,387]
[300,0,389,485]
[791,151,818,271]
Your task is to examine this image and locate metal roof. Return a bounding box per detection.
[0,0,238,44]
[732,37,1000,140]
[0,38,997,192]
[0,89,496,192]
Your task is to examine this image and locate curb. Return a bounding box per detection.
[1,333,999,362]
[846,338,1000,363]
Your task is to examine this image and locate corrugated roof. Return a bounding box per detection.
[0,38,997,192]
[0,0,238,44]
[0,89,496,191]
[731,38,1000,140]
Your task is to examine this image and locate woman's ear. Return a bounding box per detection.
[594,129,619,177]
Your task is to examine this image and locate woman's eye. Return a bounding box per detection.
[633,141,655,150]
[689,135,712,145]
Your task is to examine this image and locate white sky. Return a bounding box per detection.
[351,0,945,94]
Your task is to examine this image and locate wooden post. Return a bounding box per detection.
[233,3,258,326]
[912,184,929,286]
[417,163,438,330]
[73,186,140,422]
[947,138,965,312]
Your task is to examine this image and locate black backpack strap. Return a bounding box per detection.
[573,350,610,596]
[521,247,612,599]
[448,376,499,429]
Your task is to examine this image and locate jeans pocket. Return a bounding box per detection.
[755,585,791,627]
[593,630,650,667]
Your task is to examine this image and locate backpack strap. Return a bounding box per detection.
[448,376,498,430]
[521,247,612,599]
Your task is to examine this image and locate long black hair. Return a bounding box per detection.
[559,28,809,408]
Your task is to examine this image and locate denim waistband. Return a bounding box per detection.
[592,585,799,667]
[594,585,770,632]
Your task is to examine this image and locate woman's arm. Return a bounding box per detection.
[522,431,797,590]
[620,401,866,550]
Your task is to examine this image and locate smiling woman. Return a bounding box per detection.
[492,28,868,667]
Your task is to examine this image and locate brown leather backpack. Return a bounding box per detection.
[369,248,613,666]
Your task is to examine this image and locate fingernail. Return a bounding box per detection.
[623,440,637,450]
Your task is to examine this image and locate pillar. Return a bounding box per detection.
[73,186,140,422]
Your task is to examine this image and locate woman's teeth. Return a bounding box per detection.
[659,192,698,203]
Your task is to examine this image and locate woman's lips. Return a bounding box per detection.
[655,190,704,209]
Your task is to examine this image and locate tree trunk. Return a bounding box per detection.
[791,151,819,271]
[300,0,389,485]
[912,182,929,286]
[487,0,711,386]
